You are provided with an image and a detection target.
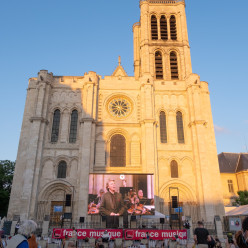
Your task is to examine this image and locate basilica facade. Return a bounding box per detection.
[8,0,225,226]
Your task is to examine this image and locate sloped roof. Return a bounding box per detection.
[225,205,248,216]
[236,153,248,173]
[218,152,248,173]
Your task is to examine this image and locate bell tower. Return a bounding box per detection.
[133,0,192,80]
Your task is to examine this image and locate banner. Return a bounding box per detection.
[52,229,123,240]
[52,229,187,240]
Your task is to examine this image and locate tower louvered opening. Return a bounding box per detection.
[160,15,168,40]
[170,15,177,40]
[151,15,158,40]
[170,51,179,79]
[155,51,163,79]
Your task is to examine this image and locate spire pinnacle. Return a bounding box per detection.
[118,56,121,66]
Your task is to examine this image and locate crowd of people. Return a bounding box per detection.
[192,218,248,248]
[0,214,248,248]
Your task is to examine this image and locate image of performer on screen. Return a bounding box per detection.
[94,189,105,208]
[138,189,148,204]
[99,179,126,228]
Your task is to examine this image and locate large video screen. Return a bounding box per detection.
[88,174,155,216]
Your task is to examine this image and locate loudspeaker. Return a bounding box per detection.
[64,212,72,219]
[171,214,179,220]
[172,196,178,208]
[160,218,165,224]
[44,215,50,221]
[131,215,136,221]
[65,194,72,207]
[79,217,85,223]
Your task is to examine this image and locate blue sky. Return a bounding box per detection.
[0,0,248,161]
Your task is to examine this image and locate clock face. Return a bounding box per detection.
[108,97,131,118]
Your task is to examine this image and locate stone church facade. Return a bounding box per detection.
[8,0,225,225]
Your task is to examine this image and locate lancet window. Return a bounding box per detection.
[69,110,78,143]
[160,111,167,143]
[110,134,126,167]
[51,109,60,143]
[57,161,67,178]
[176,111,185,143]
[171,160,179,178]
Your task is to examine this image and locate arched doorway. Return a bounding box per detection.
[37,182,73,226]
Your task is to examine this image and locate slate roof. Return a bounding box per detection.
[218,152,248,173]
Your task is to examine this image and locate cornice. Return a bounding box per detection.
[80,117,95,123]
[30,116,49,124]
[188,120,207,128]
[140,119,156,125]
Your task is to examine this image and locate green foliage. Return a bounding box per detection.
[0,160,15,217]
[235,190,248,206]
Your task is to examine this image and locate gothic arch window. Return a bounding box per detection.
[151,15,158,40]
[155,51,163,79]
[69,110,78,143]
[171,160,178,178]
[170,51,179,80]
[110,134,126,167]
[160,111,167,143]
[170,15,177,40]
[51,109,60,143]
[57,161,67,178]
[160,15,168,40]
[176,111,185,143]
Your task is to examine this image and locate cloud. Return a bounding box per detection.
[214,124,229,134]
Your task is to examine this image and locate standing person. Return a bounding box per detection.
[70,227,77,248]
[14,223,20,236]
[6,220,37,248]
[99,179,125,228]
[101,231,111,243]
[94,189,105,208]
[0,235,6,248]
[235,216,248,248]
[27,234,38,248]
[183,219,191,240]
[194,221,211,248]
[138,190,147,203]
[62,235,69,248]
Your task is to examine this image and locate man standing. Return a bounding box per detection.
[194,221,211,248]
[100,179,125,228]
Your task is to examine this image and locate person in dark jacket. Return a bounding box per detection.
[100,179,125,228]
[235,216,248,248]
[194,221,211,248]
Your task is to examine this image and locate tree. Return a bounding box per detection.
[235,190,248,206]
[0,160,15,217]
